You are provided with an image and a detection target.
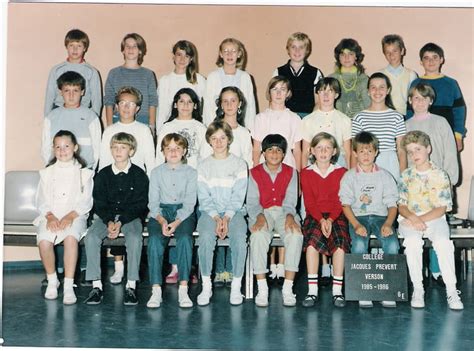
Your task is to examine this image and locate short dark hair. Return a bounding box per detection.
[408,83,436,102]
[314,77,341,96]
[64,29,89,50]
[261,134,288,155]
[353,131,379,152]
[419,42,444,60]
[168,88,202,123]
[56,71,86,90]
[215,86,247,127]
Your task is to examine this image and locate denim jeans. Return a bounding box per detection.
[349,215,399,254]
[197,212,247,278]
[147,204,195,285]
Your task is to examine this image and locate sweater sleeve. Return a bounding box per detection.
[176,168,198,222]
[338,171,355,206]
[74,169,94,216]
[328,170,344,221]
[381,171,399,209]
[89,117,102,170]
[197,166,219,218]
[241,72,256,131]
[224,160,248,219]
[246,172,263,221]
[93,170,114,224]
[141,127,156,176]
[41,118,52,165]
[98,128,113,171]
[103,69,116,107]
[89,68,102,117]
[282,169,298,217]
[148,167,162,219]
[202,72,220,126]
[35,169,52,218]
[146,69,158,107]
[451,79,466,137]
[156,75,170,130]
[44,67,57,117]
[439,118,459,185]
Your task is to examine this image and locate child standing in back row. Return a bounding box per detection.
[203,38,256,129]
[104,33,158,130]
[273,32,323,118]
[329,38,370,118]
[378,34,417,115]
[44,29,102,117]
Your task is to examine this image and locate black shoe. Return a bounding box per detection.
[302,294,318,307]
[432,275,446,287]
[84,287,103,305]
[124,288,138,306]
[78,270,92,287]
[319,276,332,287]
[333,295,346,308]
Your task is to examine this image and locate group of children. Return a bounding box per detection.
[35,29,466,311]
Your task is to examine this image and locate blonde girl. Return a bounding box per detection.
[157,40,206,130]
[203,38,256,129]
[300,132,349,308]
[34,130,93,305]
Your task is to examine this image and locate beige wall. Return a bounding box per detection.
[4,4,473,261]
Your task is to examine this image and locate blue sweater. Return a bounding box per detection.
[406,75,466,137]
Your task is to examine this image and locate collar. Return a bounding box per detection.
[66,58,85,64]
[288,60,306,77]
[386,64,403,75]
[421,74,444,79]
[263,162,282,175]
[356,163,379,173]
[412,112,431,121]
[312,163,337,178]
[112,160,132,175]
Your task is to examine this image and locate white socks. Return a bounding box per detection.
[126,280,136,289]
[92,280,103,290]
[282,279,294,293]
[307,274,318,296]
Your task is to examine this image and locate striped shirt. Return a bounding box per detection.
[351,109,406,152]
[197,153,248,219]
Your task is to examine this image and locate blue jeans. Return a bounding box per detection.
[349,215,399,254]
[147,204,195,285]
[197,212,247,278]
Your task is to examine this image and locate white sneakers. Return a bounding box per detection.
[359,300,373,308]
[230,286,243,306]
[381,301,397,308]
[447,290,464,310]
[255,291,269,307]
[178,287,193,308]
[411,290,425,308]
[44,280,60,300]
[197,285,213,306]
[63,288,77,305]
[282,290,296,307]
[110,270,124,285]
[147,288,163,308]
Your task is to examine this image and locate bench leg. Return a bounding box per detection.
[245,245,254,299]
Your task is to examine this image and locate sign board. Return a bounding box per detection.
[344,254,408,301]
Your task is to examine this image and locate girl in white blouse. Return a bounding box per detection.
[34,130,94,305]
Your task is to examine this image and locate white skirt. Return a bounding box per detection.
[36,215,87,245]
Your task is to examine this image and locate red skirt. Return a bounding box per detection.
[302,213,351,256]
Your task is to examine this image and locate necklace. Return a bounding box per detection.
[337,72,358,92]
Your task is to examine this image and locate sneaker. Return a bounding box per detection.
[84,287,103,305]
[178,288,193,308]
[282,290,297,307]
[63,288,77,305]
[255,291,269,307]
[411,289,425,308]
[165,271,178,284]
[109,270,124,285]
[359,300,373,308]
[225,272,233,288]
[381,300,397,308]
[448,214,463,226]
[124,288,138,306]
[230,286,243,306]
[147,290,162,309]
[213,272,225,288]
[44,280,60,300]
[197,286,213,306]
[333,295,346,308]
[447,290,464,310]
[302,294,318,308]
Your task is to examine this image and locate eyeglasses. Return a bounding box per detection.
[118,100,137,108]
[270,87,288,93]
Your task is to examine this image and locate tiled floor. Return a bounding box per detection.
[2,262,473,349]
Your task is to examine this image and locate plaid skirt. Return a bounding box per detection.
[303,213,351,256]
